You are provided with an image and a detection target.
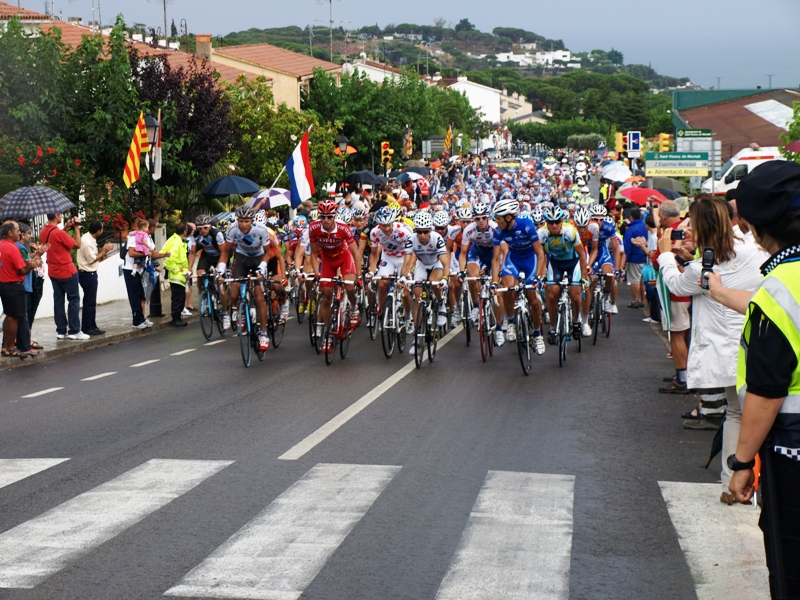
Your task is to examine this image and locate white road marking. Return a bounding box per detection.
[659,481,769,599]
[436,471,575,600]
[204,340,226,346]
[0,459,233,589]
[165,463,400,600]
[170,349,196,356]
[279,325,463,460]
[130,359,160,368]
[20,388,63,399]
[81,372,117,381]
[0,459,69,490]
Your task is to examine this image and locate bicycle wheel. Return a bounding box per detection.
[428,301,438,363]
[592,294,600,346]
[215,294,227,338]
[486,301,496,358]
[604,309,612,338]
[558,303,568,367]
[397,302,407,353]
[478,297,489,363]
[516,309,531,375]
[339,325,351,359]
[381,296,395,358]
[367,293,378,340]
[414,304,426,369]
[463,293,472,346]
[270,313,285,348]
[254,301,266,362]
[199,289,214,341]
[309,294,318,348]
[238,300,251,368]
[324,299,339,365]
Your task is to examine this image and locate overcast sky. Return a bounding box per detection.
[26,0,800,90]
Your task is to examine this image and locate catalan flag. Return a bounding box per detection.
[123,112,150,188]
[443,124,453,156]
[402,126,413,159]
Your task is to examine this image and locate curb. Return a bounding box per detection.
[1,314,199,371]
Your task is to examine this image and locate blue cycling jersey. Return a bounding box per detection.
[492,216,540,258]
[596,220,617,246]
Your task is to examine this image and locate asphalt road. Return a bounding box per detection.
[0,283,750,600]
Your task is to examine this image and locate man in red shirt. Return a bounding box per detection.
[0,221,43,358]
[40,213,87,340]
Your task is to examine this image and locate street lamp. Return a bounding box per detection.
[336,134,349,193]
[143,112,160,218]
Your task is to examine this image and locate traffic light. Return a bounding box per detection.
[614,132,623,153]
[622,135,628,154]
[380,141,394,165]
[658,133,671,152]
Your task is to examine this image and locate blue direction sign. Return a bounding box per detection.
[627,131,641,152]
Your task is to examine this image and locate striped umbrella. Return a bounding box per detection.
[247,188,292,210]
[0,186,76,218]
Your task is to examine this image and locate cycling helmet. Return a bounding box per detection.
[235,206,257,220]
[266,216,279,227]
[493,197,519,217]
[432,210,450,228]
[605,215,616,226]
[573,207,591,227]
[456,205,473,220]
[472,202,490,217]
[531,207,544,223]
[293,215,308,228]
[566,202,577,212]
[195,214,212,226]
[543,206,564,222]
[337,207,353,223]
[413,211,433,230]
[308,209,319,221]
[375,206,396,225]
[580,186,590,194]
[565,190,573,197]
[589,204,607,217]
[352,208,367,220]
[317,199,338,215]
[254,210,268,227]
[215,216,232,233]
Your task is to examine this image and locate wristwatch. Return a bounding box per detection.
[727,454,756,471]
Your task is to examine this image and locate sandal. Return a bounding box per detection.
[681,407,701,419]
[30,341,43,350]
[1,347,25,359]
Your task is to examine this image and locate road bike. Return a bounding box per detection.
[465,275,497,363]
[288,268,305,324]
[198,274,227,341]
[412,280,446,368]
[264,279,285,348]
[303,274,321,353]
[554,276,583,367]
[376,274,408,359]
[460,281,473,346]
[318,277,357,365]
[589,272,613,345]
[496,273,539,376]
[365,276,379,341]
[228,276,266,368]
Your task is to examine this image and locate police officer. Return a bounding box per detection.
[723,161,800,599]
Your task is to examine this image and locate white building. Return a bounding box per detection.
[534,50,571,65]
[494,52,534,67]
[343,58,405,83]
[447,75,501,124]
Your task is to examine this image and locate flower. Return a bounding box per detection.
[17,156,24,166]
[36,146,43,157]
[74,159,82,166]
[47,146,56,154]
[33,158,39,165]
[103,215,109,221]
[53,169,58,176]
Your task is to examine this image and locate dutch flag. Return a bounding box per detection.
[286,130,316,207]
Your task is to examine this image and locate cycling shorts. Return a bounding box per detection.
[547,256,582,286]
[320,251,356,288]
[414,260,444,282]
[231,254,278,279]
[376,253,405,278]
[467,244,493,269]
[500,253,538,285]
[197,252,220,274]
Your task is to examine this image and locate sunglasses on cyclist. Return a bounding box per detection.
[475,216,488,221]
[416,229,431,234]
[319,215,335,220]
[198,225,211,230]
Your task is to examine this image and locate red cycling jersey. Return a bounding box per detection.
[308,220,355,257]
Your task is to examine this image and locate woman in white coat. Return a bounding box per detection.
[658,195,767,504]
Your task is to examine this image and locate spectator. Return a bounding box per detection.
[76,220,114,336]
[298,200,312,218]
[623,206,648,308]
[653,200,693,394]
[636,213,661,323]
[160,222,191,327]
[369,193,389,214]
[123,219,169,329]
[15,223,47,350]
[657,195,766,501]
[709,161,800,596]
[40,213,87,340]
[183,221,197,315]
[0,221,43,358]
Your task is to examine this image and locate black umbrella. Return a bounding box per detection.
[405,166,431,176]
[704,413,726,469]
[344,170,383,186]
[650,176,687,194]
[655,188,682,200]
[201,175,260,199]
[388,170,403,179]
[0,186,76,219]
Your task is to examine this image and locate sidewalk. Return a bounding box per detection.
[1,286,201,371]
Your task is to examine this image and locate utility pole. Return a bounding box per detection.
[767,74,774,89]
[716,76,721,90]
[163,0,167,41]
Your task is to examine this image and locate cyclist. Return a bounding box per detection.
[574,207,599,335]
[188,214,230,330]
[308,199,360,352]
[588,204,621,314]
[402,211,450,353]
[367,205,413,334]
[216,206,280,352]
[457,202,505,347]
[491,197,546,354]
[538,206,588,343]
[446,205,472,327]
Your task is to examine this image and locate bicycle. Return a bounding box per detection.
[465,275,497,363]
[365,275,379,341]
[589,272,614,345]
[376,274,408,359]
[288,268,305,324]
[460,282,473,346]
[303,274,322,353]
[495,273,539,376]
[412,280,446,368]
[198,274,227,341]
[264,279,286,348]
[318,276,357,365]
[554,275,583,367]
[227,276,266,368]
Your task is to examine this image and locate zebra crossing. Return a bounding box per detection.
[0,459,771,599]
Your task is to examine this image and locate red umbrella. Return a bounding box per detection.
[784,140,800,153]
[619,187,668,206]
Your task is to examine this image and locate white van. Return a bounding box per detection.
[701,145,784,195]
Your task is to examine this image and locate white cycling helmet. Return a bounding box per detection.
[413,211,433,230]
[337,207,353,224]
[456,205,473,220]
[580,186,590,194]
[531,207,544,223]
[432,210,450,228]
[375,206,397,225]
[543,206,564,222]
[589,204,607,217]
[573,207,591,227]
[493,197,519,217]
[472,202,490,217]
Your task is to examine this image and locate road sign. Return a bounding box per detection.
[627,131,641,152]
[597,140,606,149]
[645,152,709,176]
[676,129,712,139]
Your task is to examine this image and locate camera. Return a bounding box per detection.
[670,229,685,241]
[700,248,715,290]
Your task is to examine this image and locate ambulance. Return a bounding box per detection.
[701,144,784,195]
